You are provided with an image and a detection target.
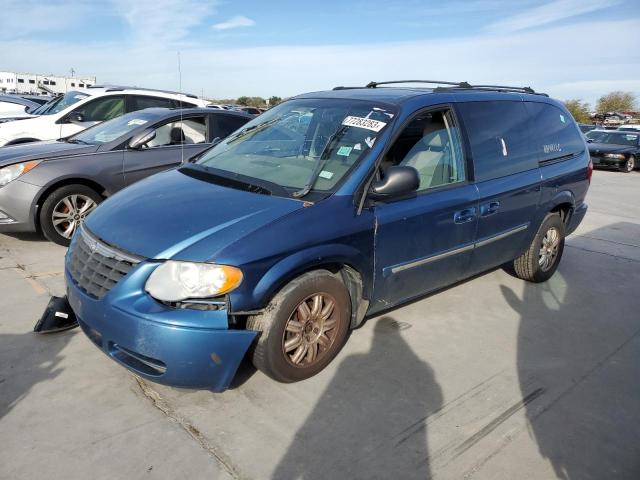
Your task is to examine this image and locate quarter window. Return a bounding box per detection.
[525,102,585,162]
[146,117,208,148]
[381,109,465,191]
[457,101,538,181]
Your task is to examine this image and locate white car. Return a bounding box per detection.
[0,86,209,146]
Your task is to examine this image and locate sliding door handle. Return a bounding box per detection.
[480,201,500,217]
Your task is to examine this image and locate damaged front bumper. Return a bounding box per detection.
[65,262,257,392]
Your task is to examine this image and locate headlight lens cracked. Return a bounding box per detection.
[145,261,243,302]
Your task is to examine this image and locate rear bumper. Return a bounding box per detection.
[65,263,257,391]
[0,179,39,232]
[567,203,588,235]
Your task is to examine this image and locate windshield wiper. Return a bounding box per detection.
[180,164,290,197]
[292,125,349,198]
[67,138,90,145]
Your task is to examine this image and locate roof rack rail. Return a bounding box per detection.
[365,80,472,89]
[88,84,199,99]
[355,80,547,96]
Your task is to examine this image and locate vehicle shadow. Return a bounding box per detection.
[0,331,72,422]
[272,316,443,480]
[2,232,47,243]
[502,222,640,479]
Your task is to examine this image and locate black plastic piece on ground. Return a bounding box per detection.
[33,296,79,333]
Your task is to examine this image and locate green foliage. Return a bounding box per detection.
[268,96,283,106]
[596,91,637,113]
[236,96,251,106]
[563,99,592,124]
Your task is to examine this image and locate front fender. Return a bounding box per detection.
[229,243,372,313]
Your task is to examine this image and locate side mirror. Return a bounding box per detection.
[369,166,420,200]
[128,128,156,150]
[68,112,85,123]
[586,138,594,143]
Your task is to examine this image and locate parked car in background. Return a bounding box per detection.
[0,95,43,118]
[617,125,640,132]
[0,86,209,147]
[63,81,590,391]
[0,107,249,245]
[578,123,597,134]
[586,129,639,172]
[239,106,262,115]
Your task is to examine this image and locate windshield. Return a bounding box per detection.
[68,111,158,145]
[31,91,89,115]
[195,98,396,197]
[586,130,639,146]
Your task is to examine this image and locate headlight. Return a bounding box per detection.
[604,153,625,159]
[145,261,243,302]
[0,160,41,187]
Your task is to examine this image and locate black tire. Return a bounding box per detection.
[246,270,351,383]
[512,213,565,283]
[39,184,102,246]
[620,155,635,173]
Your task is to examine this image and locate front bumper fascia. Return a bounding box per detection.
[0,179,40,232]
[65,260,257,392]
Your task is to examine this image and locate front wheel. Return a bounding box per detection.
[247,270,351,383]
[511,213,565,283]
[620,155,635,173]
[40,185,102,246]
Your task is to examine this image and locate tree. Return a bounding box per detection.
[268,96,282,106]
[563,99,592,124]
[596,91,637,113]
[236,96,250,106]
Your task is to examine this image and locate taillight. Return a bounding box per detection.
[587,158,593,183]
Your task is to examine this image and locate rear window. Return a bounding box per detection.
[457,101,538,182]
[525,102,585,162]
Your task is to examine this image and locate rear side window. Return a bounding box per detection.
[525,102,585,162]
[213,114,249,139]
[130,95,174,111]
[457,101,538,182]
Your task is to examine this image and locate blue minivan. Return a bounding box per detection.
[64,81,591,391]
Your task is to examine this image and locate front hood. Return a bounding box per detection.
[588,143,634,155]
[0,114,35,121]
[84,168,303,261]
[0,140,98,167]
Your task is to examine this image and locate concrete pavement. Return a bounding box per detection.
[1,169,639,479]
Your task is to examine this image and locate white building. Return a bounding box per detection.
[0,71,96,95]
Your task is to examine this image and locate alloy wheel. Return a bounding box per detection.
[282,293,341,367]
[626,157,635,172]
[539,227,560,272]
[51,194,97,239]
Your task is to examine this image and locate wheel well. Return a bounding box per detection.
[6,138,40,146]
[250,262,367,330]
[34,178,107,231]
[550,202,573,226]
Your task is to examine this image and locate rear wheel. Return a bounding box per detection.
[40,185,102,246]
[247,270,351,383]
[620,155,635,173]
[511,213,565,283]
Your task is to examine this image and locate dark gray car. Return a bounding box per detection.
[0,107,250,245]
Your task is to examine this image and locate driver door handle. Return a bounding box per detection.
[454,208,477,224]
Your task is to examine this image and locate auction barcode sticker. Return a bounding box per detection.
[342,116,387,132]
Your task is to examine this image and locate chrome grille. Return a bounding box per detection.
[67,226,144,299]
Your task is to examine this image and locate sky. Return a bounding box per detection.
[1,0,639,106]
